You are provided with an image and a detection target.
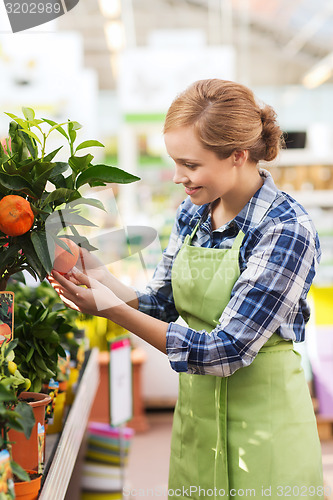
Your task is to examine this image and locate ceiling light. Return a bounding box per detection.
[104,21,126,52]
[303,52,333,89]
[99,0,121,19]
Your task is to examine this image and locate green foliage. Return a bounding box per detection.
[0,108,140,289]
[0,340,35,481]
[6,280,84,391]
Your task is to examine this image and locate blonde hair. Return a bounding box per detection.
[163,79,284,163]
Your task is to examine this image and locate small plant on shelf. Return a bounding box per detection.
[0,339,35,483]
[6,280,84,393]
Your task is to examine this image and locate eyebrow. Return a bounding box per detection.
[169,155,199,163]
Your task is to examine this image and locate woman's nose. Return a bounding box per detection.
[173,166,188,184]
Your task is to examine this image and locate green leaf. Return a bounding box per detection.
[45,209,97,231]
[22,107,35,121]
[31,231,53,274]
[0,384,15,402]
[68,154,94,174]
[68,197,106,212]
[57,344,67,357]
[15,401,35,439]
[44,311,59,325]
[31,162,57,198]
[34,356,49,372]
[21,265,38,283]
[4,339,19,358]
[11,460,30,482]
[32,327,52,339]
[0,170,35,197]
[20,235,47,282]
[42,118,69,140]
[31,379,42,393]
[5,112,20,121]
[0,244,22,274]
[43,146,63,162]
[16,127,41,145]
[46,331,60,343]
[10,157,39,176]
[26,345,34,362]
[18,128,38,159]
[41,188,76,208]
[28,119,44,127]
[75,140,104,152]
[69,128,76,144]
[76,164,140,189]
[71,121,82,131]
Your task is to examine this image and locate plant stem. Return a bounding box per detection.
[0,276,8,292]
[41,133,47,160]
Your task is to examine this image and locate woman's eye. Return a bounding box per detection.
[184,163,197,169]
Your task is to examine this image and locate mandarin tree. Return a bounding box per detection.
[0,107,140,291]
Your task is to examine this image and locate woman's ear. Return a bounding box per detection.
[233,150,249,167]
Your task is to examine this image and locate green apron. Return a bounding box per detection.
[169,221,323,499]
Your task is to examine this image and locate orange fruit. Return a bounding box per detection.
[0,323,11,340]
[53,237,79,274]
[0,195,34,236]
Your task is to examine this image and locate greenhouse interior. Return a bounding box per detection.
[1,0,333,498]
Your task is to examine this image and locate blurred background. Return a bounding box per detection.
[1,0,333,495]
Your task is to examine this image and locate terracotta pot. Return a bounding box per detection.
[14,469,41,500]
[9,392,51,472]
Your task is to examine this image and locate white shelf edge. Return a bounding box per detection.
[39,347,100,500]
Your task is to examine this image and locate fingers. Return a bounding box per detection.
[57,289,81,312]
[51,270,84,295]
[70,268,96,288]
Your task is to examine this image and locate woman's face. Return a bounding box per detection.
[164,125,238,206]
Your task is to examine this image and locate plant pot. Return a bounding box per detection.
[9,392,51,472]
[14,469,41,500]
[46,390,67,434]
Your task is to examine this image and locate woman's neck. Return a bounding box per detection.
[211,168,263,230]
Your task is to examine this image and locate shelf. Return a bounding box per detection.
[277,150,333,166]
[39,348,100,499]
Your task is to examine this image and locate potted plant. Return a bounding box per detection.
[6,279,75,393]
[0,106,140,292]
[0,338,39,496]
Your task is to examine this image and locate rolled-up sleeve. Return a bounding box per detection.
[166,222,317,377]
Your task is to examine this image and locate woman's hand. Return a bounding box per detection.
[49,268,124,317]
[76,247,111,286]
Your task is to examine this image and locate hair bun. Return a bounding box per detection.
[260,105,284,162]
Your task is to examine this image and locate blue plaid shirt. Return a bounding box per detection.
[136,169,321,376]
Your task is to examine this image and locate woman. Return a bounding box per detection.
[52,80,324,498]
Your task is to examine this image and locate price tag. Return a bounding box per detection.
[109,336,132,426]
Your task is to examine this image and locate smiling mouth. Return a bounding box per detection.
[185,186,202,195]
